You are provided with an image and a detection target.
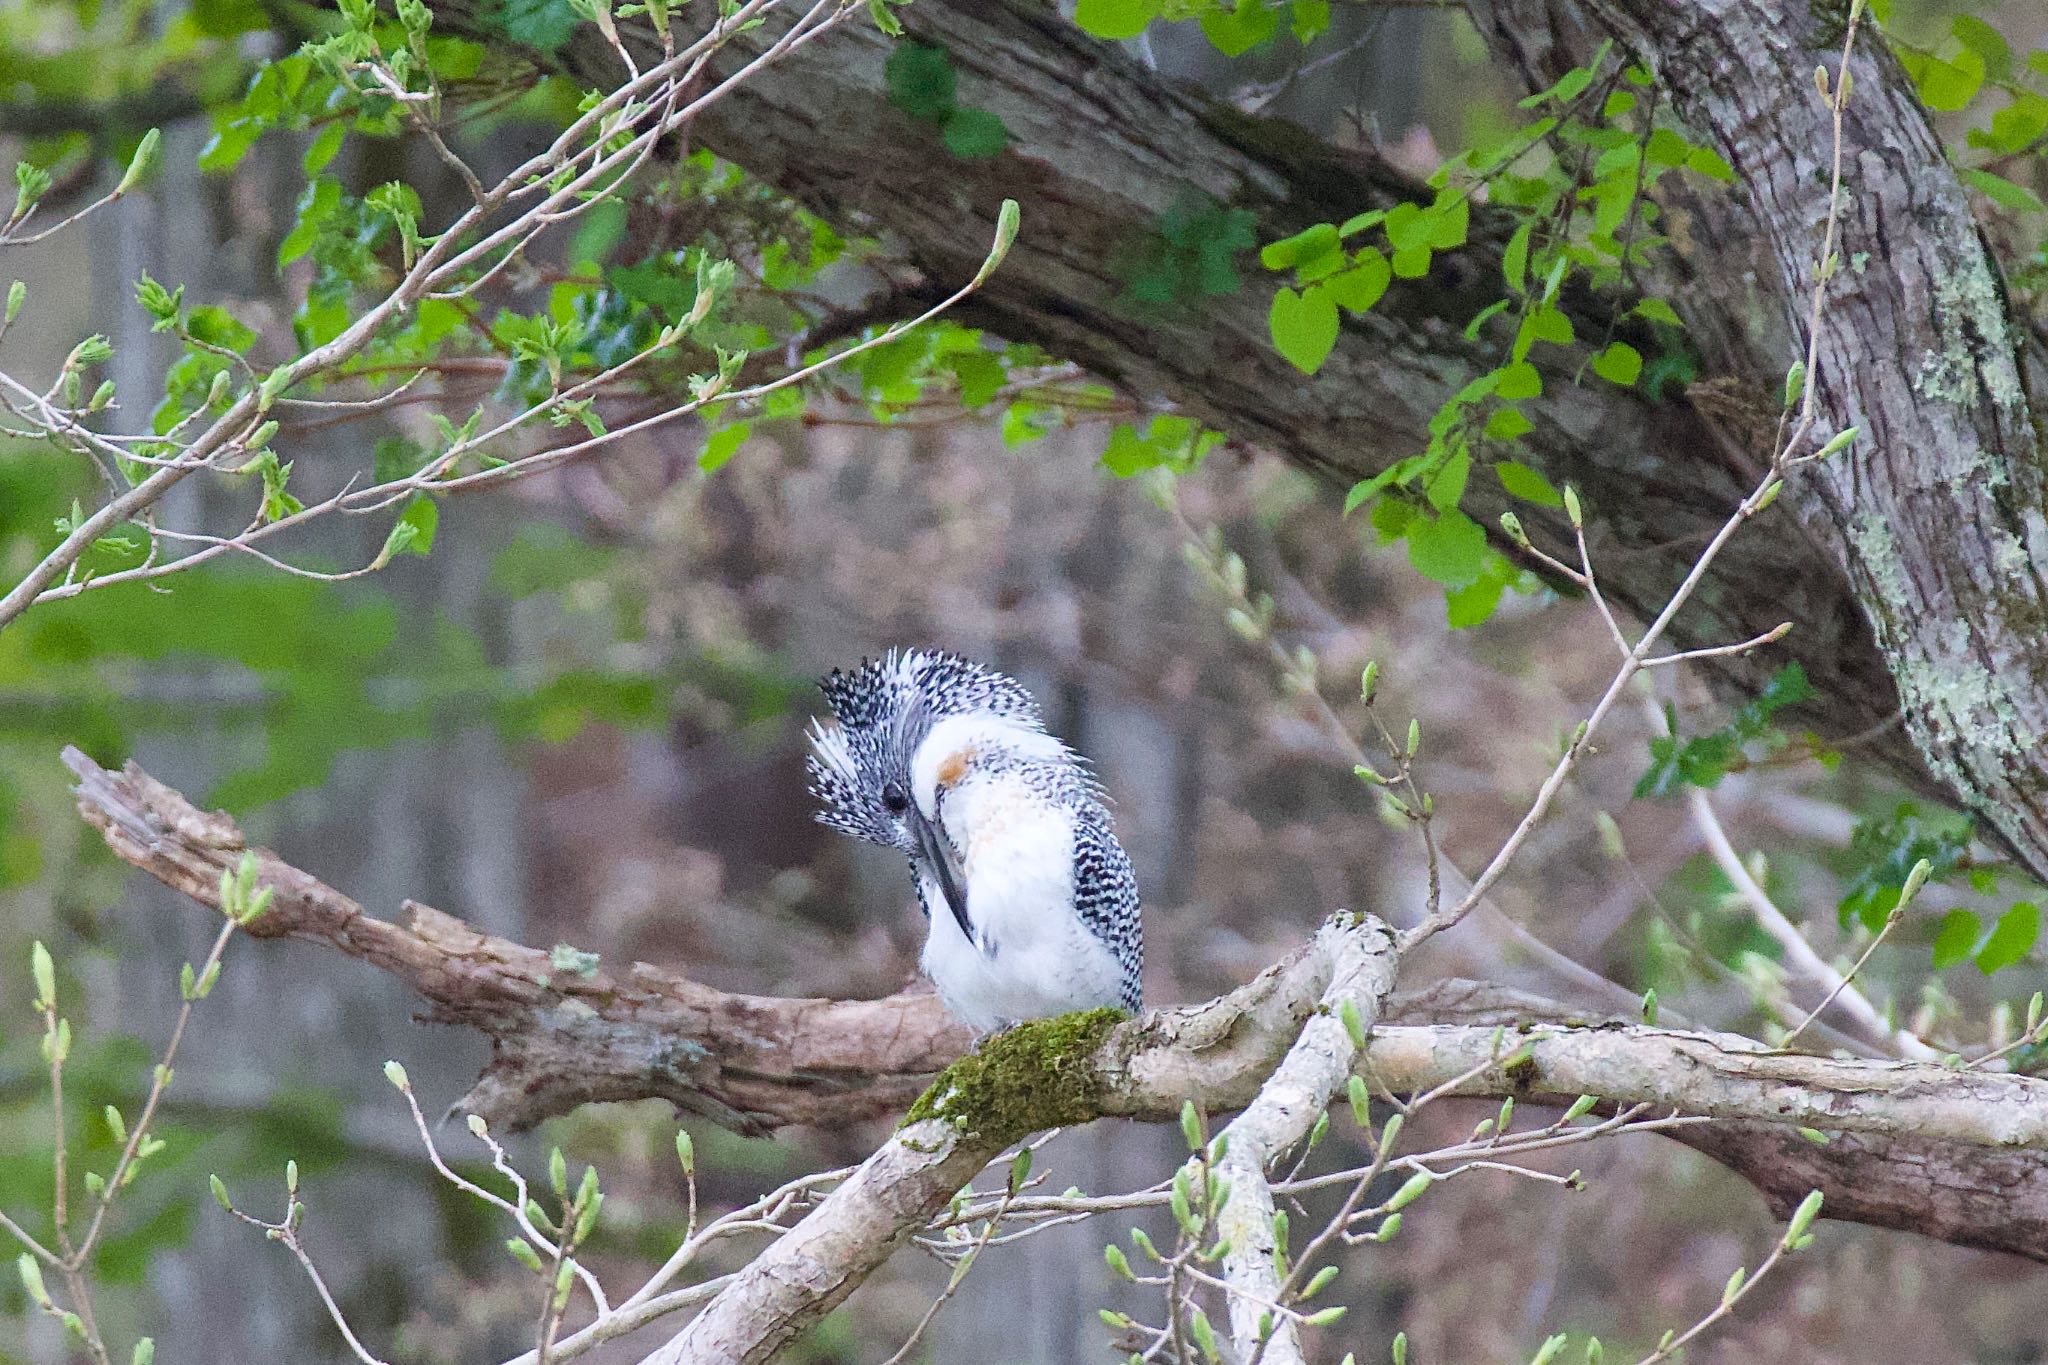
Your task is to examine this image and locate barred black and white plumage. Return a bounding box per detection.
[805,649,1143,1033]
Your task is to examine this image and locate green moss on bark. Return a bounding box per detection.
[903,1007,1125,1139]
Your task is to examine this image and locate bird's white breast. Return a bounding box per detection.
[917,767,1125,1033]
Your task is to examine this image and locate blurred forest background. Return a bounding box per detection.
[4,0,2048,1361]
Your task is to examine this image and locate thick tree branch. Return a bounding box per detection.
[648,914,1398,1365]
[67,748,2048,1268]
[483,0,1986,817]
[1198,916,1398,1364]
[64,746,959,1137]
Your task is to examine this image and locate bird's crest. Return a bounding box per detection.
[806,650,1041,846]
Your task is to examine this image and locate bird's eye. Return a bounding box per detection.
[880,781,909,814]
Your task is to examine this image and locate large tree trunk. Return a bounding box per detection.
[1473,0,2048,896]
[457,0,2047,873]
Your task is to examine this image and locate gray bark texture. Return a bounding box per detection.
[497,0,2048,872]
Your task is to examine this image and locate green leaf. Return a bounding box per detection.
[1200,0,1280,56]
[1591,342,1642,387]
[1837,803,1972,931]
[1268,285,1339,374]
[1261,223,1341,273]
[1685,146,1735,182]
[1633,297,1682,326]
[302,122,346,177]
[699,421,752,473]
[1978,902,2040,975]
[1342,459,1416,516]
[1952,15,2011,81]
[884,43,957,122]
[1290,0,1329,44]
[392,497,437,558]
[1464,297,1512,341]
[1073,0,1158,39]
[1485,408,1534,441]
[1383,202,1427,252]
[1446,552,1514,628]
[1917,48,1984,113]
[1100,423,1152,478]
[198,118,263,173]
[1960,168,2047,215]
[1426,195,1469,250]
[1406,510,1488,588]
[1529,305,1573,346]
[1495,459,1562,506]
[1502,222,1532,293]
[1324,249,1391,313]
[947,350,1006,408]
[1976,95,2048,155]
[942,108,1009,159]
[1516,41,1610,108]
[493,0,582,52]
[1426,445,1470,512]
[1391,244,1431,278]
[1497,362,1542,400]
[1931,909,1981,970]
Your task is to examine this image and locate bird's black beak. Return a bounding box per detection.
[909,809,978,951]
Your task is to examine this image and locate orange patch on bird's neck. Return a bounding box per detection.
[935,750,973,787]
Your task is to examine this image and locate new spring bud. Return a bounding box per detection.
[1386,1172,1432,1212]
[118,129,161,195]
[1340,997,1367,1047]
[1783,1189,1824,1249]
[31,941,55,1010]
[18,1253,50,1307]
[1783,360,1805,408]
[1815,425,1859,460]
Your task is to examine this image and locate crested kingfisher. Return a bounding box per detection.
[805,650,1143,1033]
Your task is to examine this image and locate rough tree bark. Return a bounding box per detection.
[1472,0,2048,926]
[68,749,2048,1265]
[411,0,2046,874]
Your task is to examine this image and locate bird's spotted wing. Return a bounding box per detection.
[1071,811,1143,1013]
